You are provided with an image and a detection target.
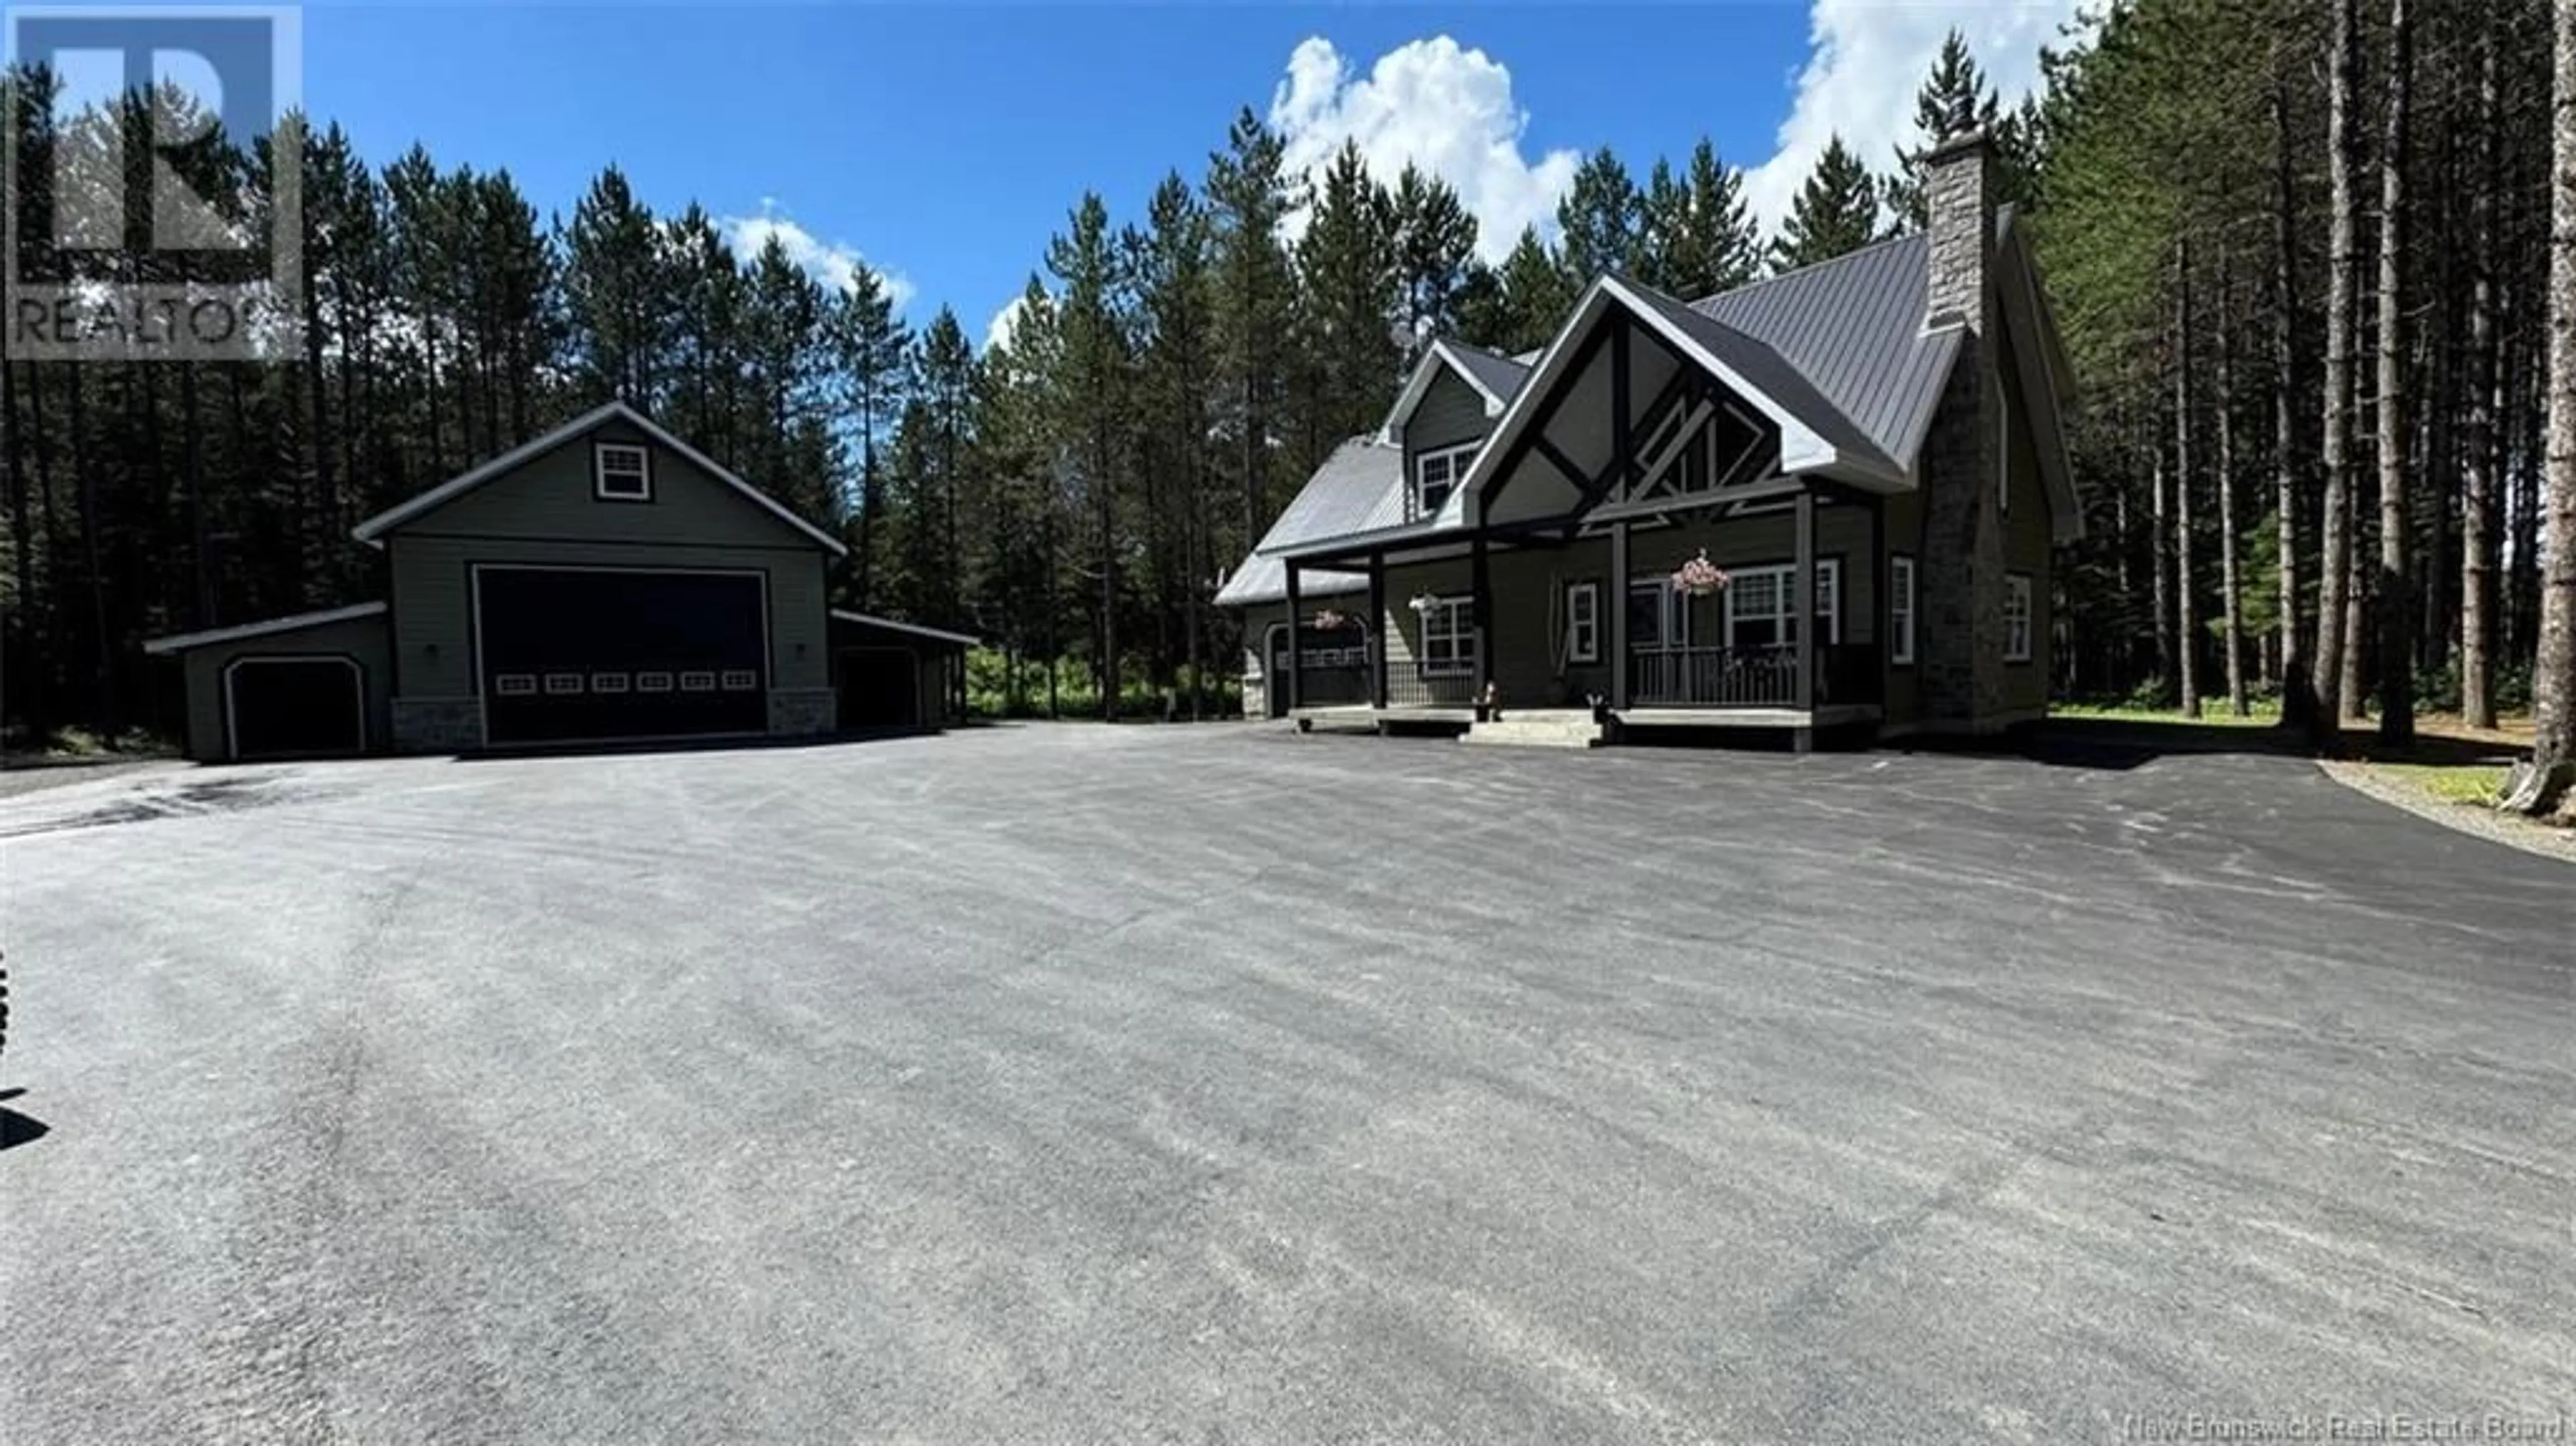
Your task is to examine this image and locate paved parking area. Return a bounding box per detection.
[3,724,2569,1443]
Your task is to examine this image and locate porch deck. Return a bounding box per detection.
[1289,703,1478,732]
[1613,703,1882,730]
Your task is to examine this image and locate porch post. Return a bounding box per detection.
[1368,551,1388,708]
[1794,485,1816,753]
[1284,559,1304,714]
[1470,533,1492,696]
[1609,518,1631,710]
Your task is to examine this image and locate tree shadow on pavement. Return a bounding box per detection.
[1,1105,50,1152]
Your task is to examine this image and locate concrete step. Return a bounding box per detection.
[1463,712,1605,748]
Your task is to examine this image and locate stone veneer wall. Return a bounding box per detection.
[390,696,483,753]
[1916,131,2008,730]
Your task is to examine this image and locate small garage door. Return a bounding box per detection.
[477,567,767,745]
[836,648,920,728]
[227,657,366,759]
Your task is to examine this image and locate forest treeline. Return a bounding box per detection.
[2,0,2571,811]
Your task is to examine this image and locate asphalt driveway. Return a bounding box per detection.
[2,724,2568,1444]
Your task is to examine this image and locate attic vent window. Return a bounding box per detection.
[594,443,652,502]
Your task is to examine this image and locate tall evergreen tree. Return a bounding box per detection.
[1205,108,1295,567]
[1294,140,1400,447]
[1557,146,1640,284]
[1389,164,1479,354]
[561,164,668,408]
[1886,30,2005,229]
[1770,135,1883,273]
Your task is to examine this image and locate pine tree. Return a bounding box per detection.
[1886,30,2004,230]
[1556,146,1640,285]
[561,164,667,409]
[1294,140,1399,447]
[1389,164,1479,354]
[1205,108,1294,565]
[828,264,910,611]
[1468,225,1576,355]
[1671,138,1763,298]
[1770,135,1884,273]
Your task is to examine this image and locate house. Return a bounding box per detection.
[1214,131,2079,749]
[144,402,975,761]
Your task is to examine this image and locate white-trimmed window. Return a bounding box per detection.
[594,442,652,502]
[636,671,675,693]
[720,669,758,692]
[1723,560,1839,651]
[1627,577,1695,652]
[591,672,631,694]
[494,673,537,698]
[543,673,584,696]
[1419,596,1474,676]
[679,670,716,692]
[2004,573,2034,663]
[1413,441,1476,520]
[1564,581,1599,664]
[1888,555,1917,666]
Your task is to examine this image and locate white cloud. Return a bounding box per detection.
[983,294,1029,355]
[1267,36,1579,264]
[718,201,916,310]
[1741,0,2084,231]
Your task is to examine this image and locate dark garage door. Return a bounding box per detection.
[227,658,366,759]
[836,648,919,728]
[478,568,767,745]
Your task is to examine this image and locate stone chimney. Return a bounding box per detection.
[1916,128,2006,731]
[1923,128,1996,333]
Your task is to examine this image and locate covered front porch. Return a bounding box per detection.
[1273,276,1907,749]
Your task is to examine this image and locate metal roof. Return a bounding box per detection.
[142,601,387,655]
[828,610,980,649]
[1212,435,1403,606]
[1441,340,1532,410]
[1220,207,2065,603]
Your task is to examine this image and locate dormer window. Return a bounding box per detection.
[594,442,652,502]
[1413,441,1476,520]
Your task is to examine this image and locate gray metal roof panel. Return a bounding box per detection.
[1214,435,1402,606]
[1688,231,1955,465]
[1442,339,1531,407]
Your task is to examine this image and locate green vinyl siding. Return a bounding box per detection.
[179,614,393,761]
[391,421,824,552]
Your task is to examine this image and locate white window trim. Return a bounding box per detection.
[1413,441,1477,520]
[1626,575,1698,651]
[1418,595,1475,677]
[1889,555,1917,667]
[2004,573,2035,663]
[1720,560,1840,648]
[594,442,653,502]
[1564,581,1600,664]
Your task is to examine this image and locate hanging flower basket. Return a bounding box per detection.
[1670,549,1730,598]
[1408,592,1442,616]
[1311,608,1353,631]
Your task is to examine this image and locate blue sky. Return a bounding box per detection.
[288,1,2077,348]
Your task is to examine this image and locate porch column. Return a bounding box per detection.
[1470,533,1492,694]
[1794,485,1816,754]
[1609,518,1632,710]
[1284,559,1304,714]
[1368,551,1389,708]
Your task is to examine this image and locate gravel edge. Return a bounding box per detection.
[2316,758,2576,865]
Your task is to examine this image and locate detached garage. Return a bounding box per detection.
[828,611,976,731]
[144,402,885,760]
[142,602,392,763]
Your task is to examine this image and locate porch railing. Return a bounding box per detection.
[1627,643,1880,708]
[1279,631,1484,710]
[1385,631,1483,709]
